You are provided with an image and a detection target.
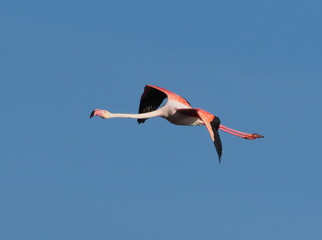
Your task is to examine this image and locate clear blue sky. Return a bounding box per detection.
[1,1,322,239]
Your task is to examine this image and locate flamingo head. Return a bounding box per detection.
[90,109,111,119]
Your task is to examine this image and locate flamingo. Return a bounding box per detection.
[90,85,263,161]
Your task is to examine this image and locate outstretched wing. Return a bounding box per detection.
[137,85,168,124]
[208,117,223,161]
[177,108,222,161]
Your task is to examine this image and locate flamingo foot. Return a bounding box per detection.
[243,133,264,140]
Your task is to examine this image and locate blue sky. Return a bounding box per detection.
[1,0,322,239]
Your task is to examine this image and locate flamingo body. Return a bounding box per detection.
[90,85,263,161]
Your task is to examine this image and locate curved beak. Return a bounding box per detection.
[90,110,96,118]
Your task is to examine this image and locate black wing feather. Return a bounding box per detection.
[137,86,167,124]
[210,117,223,161]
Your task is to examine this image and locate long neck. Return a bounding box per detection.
[109,109,164,119]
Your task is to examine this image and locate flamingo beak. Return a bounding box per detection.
[90,109,100,118]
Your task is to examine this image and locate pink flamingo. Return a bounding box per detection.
[90,85,263,161]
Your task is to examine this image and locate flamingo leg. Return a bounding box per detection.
[219,124,264,140]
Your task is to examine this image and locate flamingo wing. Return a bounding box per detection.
[137,85,168,124]
[178,108,223,161]
[208,117,223,161]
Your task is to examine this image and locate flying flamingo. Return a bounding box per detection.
[90,85,263,161]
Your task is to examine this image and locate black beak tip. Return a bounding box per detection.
[90,110,95,118]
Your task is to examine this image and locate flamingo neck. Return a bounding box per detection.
[109,109,163,119]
